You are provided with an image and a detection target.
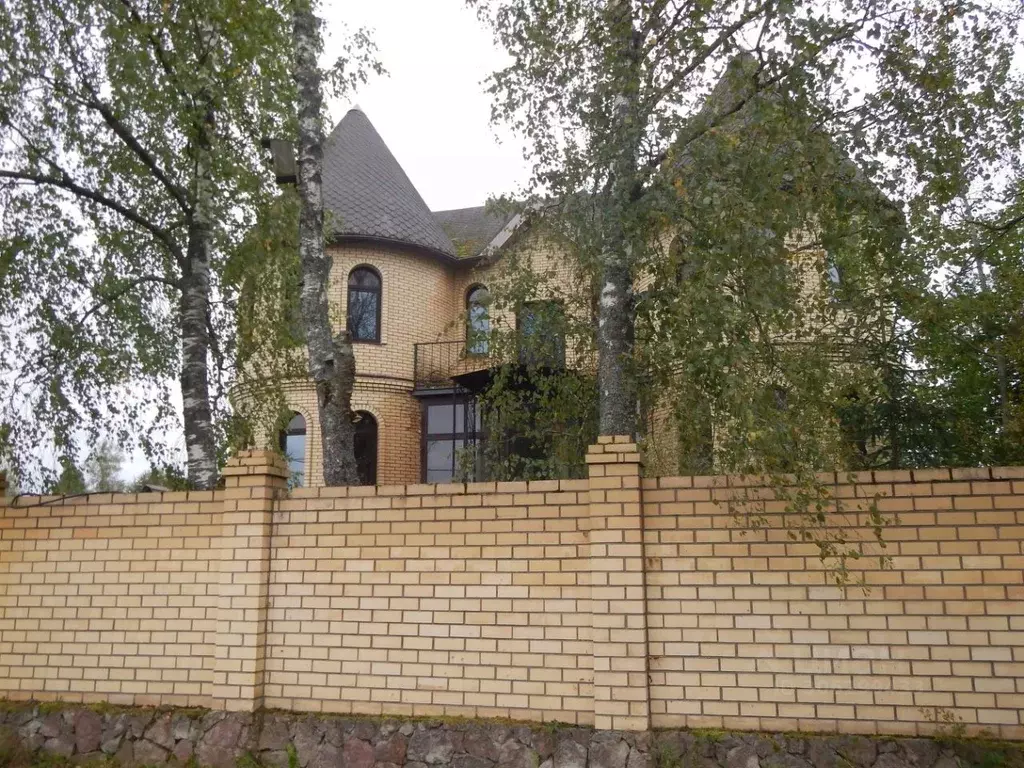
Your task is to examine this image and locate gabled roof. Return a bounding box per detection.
[323,107,458,259]
[433,206,518,258]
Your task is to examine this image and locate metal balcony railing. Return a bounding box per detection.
[413,340,491,390]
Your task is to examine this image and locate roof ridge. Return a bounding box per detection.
[431,204,487,214]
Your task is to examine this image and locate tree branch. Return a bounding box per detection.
[76,275,181,330]
[115,0,182,84]
[8,274,181,411]
[81,90,193,215]
[643,0,774,111]
[0,169,184,262]
[967,210,1024,234]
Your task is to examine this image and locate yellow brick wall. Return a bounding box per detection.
[329,243,462,378]
[251,235,590,488]
[276,378,421,487]
[1,457,1021,738]
[643,467,1024,739]
[262,477,594,723]
[0,490,222,707]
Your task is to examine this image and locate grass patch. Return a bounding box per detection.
[690,728,728,744]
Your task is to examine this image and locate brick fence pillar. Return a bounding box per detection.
[587,436,651,731]
[212,450,288,711]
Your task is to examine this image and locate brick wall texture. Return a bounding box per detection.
[0,448,1021,739]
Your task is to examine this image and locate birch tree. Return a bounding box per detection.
[291,0,360,485]
[473,0,1021,576]
[473,0,1023,450]
[0,0,295,489]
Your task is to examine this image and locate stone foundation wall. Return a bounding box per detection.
[1,704,1019,768]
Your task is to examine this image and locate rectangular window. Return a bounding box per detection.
[517,300,566,368]
[421,397,481,483]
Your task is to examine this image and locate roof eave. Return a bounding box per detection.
[331,233,480,265]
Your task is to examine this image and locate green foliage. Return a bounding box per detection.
[922,706,970,744]
[227,190,310,450]
[472,0,1022,576]
[130,464,192,492]
[84,437,128,493]
[469,222,599,481]
[0,0,297,489]
[0,732,31,768]
[652,741,684,768]
[49,460,87,495]
[0,0,380,491]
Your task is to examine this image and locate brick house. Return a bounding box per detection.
[262,106,565,487]
[252,100,887,487]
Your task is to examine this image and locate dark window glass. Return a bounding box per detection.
[347,267,381,342]
[670,236,698,283]
[427,403,455,434]
[517,300,565,367]
[278,412,306,488]
[421,398,481,483]
[425,401,477,435]
[353,411,377,485]
[466,285,490,355]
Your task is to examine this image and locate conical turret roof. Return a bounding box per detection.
[323,107,457,259]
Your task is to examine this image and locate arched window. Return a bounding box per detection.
[347,266,382,342]
[278,412,306,488]
[826,253,842,302]
[353,411,378,485]
[466,285,490,355]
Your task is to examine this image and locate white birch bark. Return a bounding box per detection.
[596,0,642,438]
[180,18,219,491]
[292,0,359,485]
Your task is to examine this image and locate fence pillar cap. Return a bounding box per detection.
[222,450,290,480]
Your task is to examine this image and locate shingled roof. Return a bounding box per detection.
[433,206,517,258]
[323,107,458,259]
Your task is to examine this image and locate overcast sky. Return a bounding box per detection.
[320,0,529,211]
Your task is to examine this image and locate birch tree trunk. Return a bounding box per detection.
[180,227,218,490]
[293,0,359,485]
[596,0,642,437]
[180,22,220,491]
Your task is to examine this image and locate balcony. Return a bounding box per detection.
[413,340,491,392]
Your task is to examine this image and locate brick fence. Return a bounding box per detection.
[0,439,1021,739]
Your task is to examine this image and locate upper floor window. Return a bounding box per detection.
[279,411,306,488]
[466,285,490,355]
[825,253,843,303]
[353,411,378,485]
[517,300,566,368]
[347,266,381,342]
